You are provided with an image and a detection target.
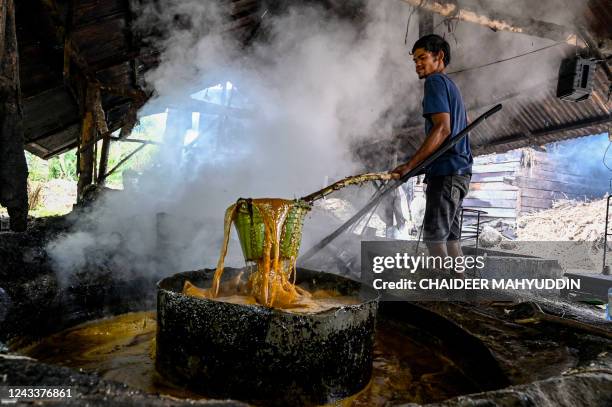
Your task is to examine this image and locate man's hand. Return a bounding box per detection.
[389,163,412,180]
[389,112,451,181]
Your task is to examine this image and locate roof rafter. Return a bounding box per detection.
[400,0,584,46]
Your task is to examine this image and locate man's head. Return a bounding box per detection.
[411,34,451,79]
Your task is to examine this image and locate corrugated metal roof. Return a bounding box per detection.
[18,0,612,159]
[468,63,610,155]
[356,0,612,161]
[468,81,608,155]
[387,46,610,159]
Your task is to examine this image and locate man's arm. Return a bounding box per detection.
[390,112,451,178]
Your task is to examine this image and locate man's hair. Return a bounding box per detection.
[411,34,451,67]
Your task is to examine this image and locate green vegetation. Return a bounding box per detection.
[26,151,79,182]
[26,115,163,187]
[22,114,165,217]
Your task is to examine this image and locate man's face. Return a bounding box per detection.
[412,48,444,79]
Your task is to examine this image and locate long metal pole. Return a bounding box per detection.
[299,103,503,264]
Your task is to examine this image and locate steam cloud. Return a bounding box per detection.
[48,1,420,280]
[47,0,583,282]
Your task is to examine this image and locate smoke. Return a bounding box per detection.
[47,0,419,281]
[438,15,570,114]
[46,0,592,283]
[547,132,612,194]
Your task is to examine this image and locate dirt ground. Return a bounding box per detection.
[314,195,610,271]
[517,198,607,245]
[510,198,608,271]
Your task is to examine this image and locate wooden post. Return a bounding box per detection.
[0,0,28,231]
[91,85,111,186]
[77,84,96,199]
[418,9,434,37]
[97,135,111,185]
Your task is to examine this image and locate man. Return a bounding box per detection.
[391,34,472,258]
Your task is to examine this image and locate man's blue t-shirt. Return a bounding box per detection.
[422,73,472,177]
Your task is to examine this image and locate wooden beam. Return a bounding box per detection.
[118,104,139,139]
[77,110,95,197]
[485,114,612,149]
[0,0,7,63]
[505,175,604,196]
[164,97,253,119]
[97,135,111,185]
[91,86,109,134]
[99,84,148,104]
[418,8,434,37]
[400,0,583,46]
[77,85,96,199]
[0,0,28,231]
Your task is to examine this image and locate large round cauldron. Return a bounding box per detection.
[155,268,379,406]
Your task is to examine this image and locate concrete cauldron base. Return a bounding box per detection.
[155,268,379,406]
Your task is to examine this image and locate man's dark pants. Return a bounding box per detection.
[423,174,471,243]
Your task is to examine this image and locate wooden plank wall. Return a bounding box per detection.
[407,148,607,228]
[505,149,607,215]
[461,148,608,224]
[463,150,521,222]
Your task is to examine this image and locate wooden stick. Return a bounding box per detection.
[100,143,147,181]
[300,172,395,203]
[110,136,161,145]
[514,302,612,340]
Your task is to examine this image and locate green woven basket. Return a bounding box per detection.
[233,200,311,262]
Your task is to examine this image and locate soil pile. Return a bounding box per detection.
[518,197,607,247]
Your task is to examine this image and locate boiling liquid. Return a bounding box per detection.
[184,277,360,314]
[15,312,477,405]
[204,199,314,309]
